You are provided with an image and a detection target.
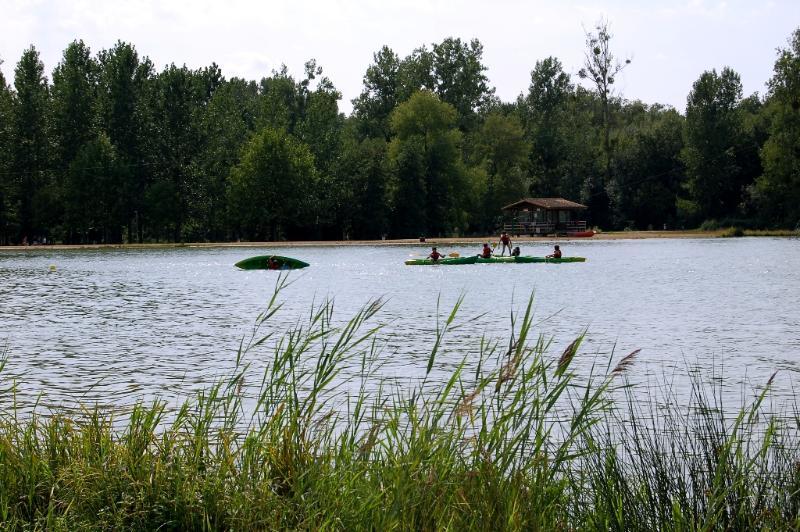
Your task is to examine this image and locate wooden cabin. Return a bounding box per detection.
[502,198,588,236]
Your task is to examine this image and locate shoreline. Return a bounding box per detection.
[0,229,795,251]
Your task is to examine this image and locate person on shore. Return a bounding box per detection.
[480,243,493,259]
[428,247,444,262]
[546,245,562,259]
[511,246,521,257]
[498,231,512,256]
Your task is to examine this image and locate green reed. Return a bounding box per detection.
[0,275,798,530]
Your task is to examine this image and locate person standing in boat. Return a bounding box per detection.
[428,247,444,262]
[498,232,513,256]
[546,245,562,259]
[480,243,493,258]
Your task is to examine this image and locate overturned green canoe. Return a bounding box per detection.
[235,255,310,270]
[405,256,478,266]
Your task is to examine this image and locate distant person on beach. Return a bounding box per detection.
[428,247,444,262]
[498,232,512,256]
[480,243,493,258]
[546,245,562,259]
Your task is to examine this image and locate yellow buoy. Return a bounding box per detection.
[49,265,56,272]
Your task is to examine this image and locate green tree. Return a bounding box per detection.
[519,57,573,196]
[612,104,686,229]
[389,91,465,237]
[578,20,631,227]
[227,127,316,240]
[752,27,800,227]
[352,46,401,141]
[682,67,747,221]
[0,62,14,244]
[430,38,494,132]
[97,41,155,241]
[258,65,298,132]
[331,127,392,239]
[148,63,218,241]
[52,40,99,169]
[64,134,124,242]
[474,112,530,231]
[11,46,52,242]
[196,77,259,239]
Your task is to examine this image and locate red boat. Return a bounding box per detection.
[567,230,595,238]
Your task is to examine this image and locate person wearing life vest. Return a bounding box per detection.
[498,232,513,256]
[546,245,562,259]
[480,243,493,258]
[428,247,444,262]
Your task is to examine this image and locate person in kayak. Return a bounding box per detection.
[511,246,521,257]
[498,232,513,256]
[428,247,444,262]
[546,245,562,259]
[480,243,493,258]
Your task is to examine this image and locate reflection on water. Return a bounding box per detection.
[1,238,799,412]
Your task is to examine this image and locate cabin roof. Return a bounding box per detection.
[501,197,588,211]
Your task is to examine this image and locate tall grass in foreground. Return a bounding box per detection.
[1,277,798,530]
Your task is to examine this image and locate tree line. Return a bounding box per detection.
[0,23,798,244]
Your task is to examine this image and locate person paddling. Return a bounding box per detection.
[480,243,493,259]
[546,245,562,259]
[498,232,513,256]
[428,247,444,262]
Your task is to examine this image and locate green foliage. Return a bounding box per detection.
[51,40,99,169]
[195,77,259,240]
[0,63,14,244]
[227,127,316,240]
[682,67,757,221]
[352,46,401,140]
[519,57,576,197]
[611,105,686,229]
[11,45,51,241]
[473,112,530,230]
[331,129,393,239]
[64,134,125,243]
[389,91,466,236]
[752,28,800,227]
[1,28,798,243]
[1,287,798,529]
[578,19,632,228]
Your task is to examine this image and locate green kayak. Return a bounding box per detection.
[475,256,586,264]
[476,256,516,263]
[405,256,478,266]
[235,255,310,270]
[513,256,586,263]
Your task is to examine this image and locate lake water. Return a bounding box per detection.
[1,238,799,413]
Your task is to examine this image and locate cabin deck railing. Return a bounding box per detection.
[503,220,587,236]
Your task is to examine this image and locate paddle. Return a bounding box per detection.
[448,252,460,258]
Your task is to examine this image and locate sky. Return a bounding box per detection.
[1,0,798,115]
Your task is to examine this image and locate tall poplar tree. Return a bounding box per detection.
[0,64,14,244]
[12,46,51,241]
[578,20,631,227]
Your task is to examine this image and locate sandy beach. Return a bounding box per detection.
[0,229,768,251]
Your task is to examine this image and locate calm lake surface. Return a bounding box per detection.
[1,238,799,411]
